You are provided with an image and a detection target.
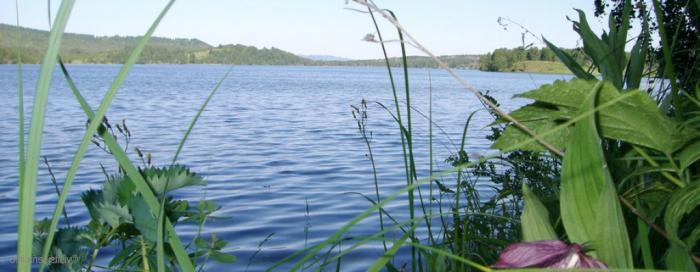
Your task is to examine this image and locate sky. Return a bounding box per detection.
[0,0,611,59]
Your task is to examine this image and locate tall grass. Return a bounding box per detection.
[17,1,75,271]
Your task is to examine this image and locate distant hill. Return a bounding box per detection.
[0,23,482,68]
[0,24,309,65]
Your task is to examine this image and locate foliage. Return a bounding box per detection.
[496,1,700,270]
[595,0,700,92]
[478,46,590,73]
[35,139,234,271]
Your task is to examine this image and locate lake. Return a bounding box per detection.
[0,65,571,271]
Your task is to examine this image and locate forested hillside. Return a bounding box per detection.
[0,24,309,64]
[1,23,483,68]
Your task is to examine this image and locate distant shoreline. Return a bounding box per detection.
[0,62,575,75]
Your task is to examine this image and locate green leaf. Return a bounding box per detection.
[491,119,571,152]
[625,18,648,90]
[560,81,632,268]
[210,251,237,263]
[593,179,634,268]
[664,181,700,271]
[498,79,692,153]
[143,165,205,195]
[679,140,700,171]
[543,38,595,80]
[82,190,132,228]
[572,9,624,89]
[521,184,557,241]
[39,1,195,271]
[129,194,158,242]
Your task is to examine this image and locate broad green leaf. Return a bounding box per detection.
[664,181,700,271]
[521,184,557,241]
[129,194,158,242]
[560,82,607,246]
[593,180,634,268]
[560,81,632,268]
[497,79,692,153]
[82,190,131,228]
[491,119,571,152]
[543,38,595,80]
[143,165,205,195]
[679,140,700,171]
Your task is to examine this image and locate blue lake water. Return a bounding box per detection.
[0,65,571,271]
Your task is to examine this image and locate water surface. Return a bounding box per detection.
[0,65,571,271]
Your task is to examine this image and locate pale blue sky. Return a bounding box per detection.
[1,1,612,59]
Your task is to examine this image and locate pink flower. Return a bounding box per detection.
[493,240,607,269]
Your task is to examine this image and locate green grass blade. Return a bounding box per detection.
[625,28,648,90]
[521,184,557,241]
[15,0,25,184]
[543,38,595,80]
[37,2,196,272]
[17,1,75,271]
[652,0,682,120]
[367,224,416,272]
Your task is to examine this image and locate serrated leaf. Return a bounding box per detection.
[128,194,158,242]
[82,190,132,228]
[560,81,632,268]
[521,184,557,242]
[143,165,205,195]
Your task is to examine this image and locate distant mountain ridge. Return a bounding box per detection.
[0,23,481,68]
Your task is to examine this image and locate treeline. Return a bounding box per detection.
[478,47,590,72]
[317,55,480,69]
